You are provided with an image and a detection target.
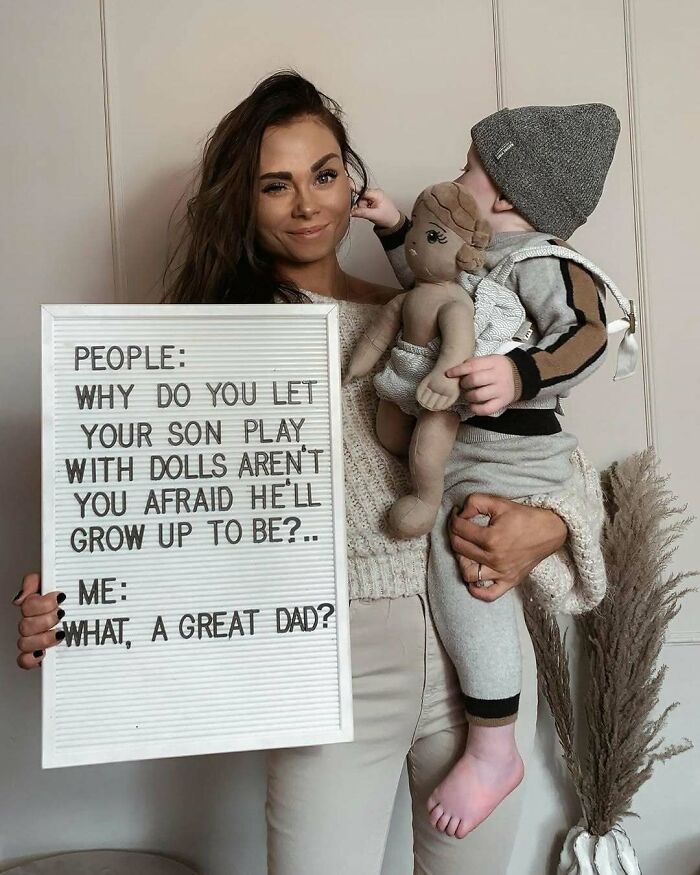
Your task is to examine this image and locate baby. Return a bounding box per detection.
[353,103,622,838]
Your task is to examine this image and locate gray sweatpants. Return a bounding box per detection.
[429,422,577,725]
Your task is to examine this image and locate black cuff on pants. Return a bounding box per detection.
[463,692,520,721]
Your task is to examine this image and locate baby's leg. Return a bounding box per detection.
[375,398,414,457]
[427,503,523,838]
[388,409,461,538]
[422,429,577,837]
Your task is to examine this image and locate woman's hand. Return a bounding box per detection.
[448,494,567,602]
[13,572,66,669]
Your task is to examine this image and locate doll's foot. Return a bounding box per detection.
[427,725,524,839]
[388,494,440,538]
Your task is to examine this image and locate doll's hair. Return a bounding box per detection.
[163,70,369,305]
[416,181,492,271]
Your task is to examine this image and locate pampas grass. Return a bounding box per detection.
[525,448,695,836]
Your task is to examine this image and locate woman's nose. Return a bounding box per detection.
[293,188,320,219]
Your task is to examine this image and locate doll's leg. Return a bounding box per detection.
[388,409,461,538]
[376,398,415,457]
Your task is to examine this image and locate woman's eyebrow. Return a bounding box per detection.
[259,153,340,182]
[310,152,341,172]
[260,170,292,181]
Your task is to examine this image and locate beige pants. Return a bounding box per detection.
[266,592,537,875]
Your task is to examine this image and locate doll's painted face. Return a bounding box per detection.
[405,201,467,282]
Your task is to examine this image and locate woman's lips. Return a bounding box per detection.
[288,224,328,239]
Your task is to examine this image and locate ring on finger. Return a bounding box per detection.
[472,562,487,588]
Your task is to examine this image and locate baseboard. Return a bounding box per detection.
[665,631,700,646]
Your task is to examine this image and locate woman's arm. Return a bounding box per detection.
[448,495,567,602]
[448,448,607,611]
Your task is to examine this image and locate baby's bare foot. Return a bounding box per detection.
[427,725,524,839]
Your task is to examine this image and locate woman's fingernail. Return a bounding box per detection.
[12,589,24,602]
[57,592,66,604]
[33,650,44,658]
[55,630,66,641]
[57,609,65,620]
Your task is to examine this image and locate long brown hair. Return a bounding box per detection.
[163,70,369,305]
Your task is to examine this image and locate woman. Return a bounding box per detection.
[15,71,602,874]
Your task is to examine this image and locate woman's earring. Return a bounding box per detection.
[348,176,359,208]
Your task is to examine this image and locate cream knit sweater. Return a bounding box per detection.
[306,290,429,599]
[304,289,607,612]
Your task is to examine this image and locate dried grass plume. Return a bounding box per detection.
[525,448,695,835]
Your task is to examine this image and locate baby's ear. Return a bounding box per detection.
[456,243,484,272]
[493,194,515,213]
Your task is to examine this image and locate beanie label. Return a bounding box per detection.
[495,141,515,161]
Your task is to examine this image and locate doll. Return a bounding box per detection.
[343,181,491,538]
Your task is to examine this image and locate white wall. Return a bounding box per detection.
[1,1,698,873]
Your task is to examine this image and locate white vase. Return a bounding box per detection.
[557,823,642,874]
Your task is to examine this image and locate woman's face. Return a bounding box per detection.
[256,115,353,265]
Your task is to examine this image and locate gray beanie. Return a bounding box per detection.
[471,103,620,240]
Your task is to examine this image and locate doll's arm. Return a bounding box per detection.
[342,293,406,385]
[433,298,476,375]
[416,298,475,411]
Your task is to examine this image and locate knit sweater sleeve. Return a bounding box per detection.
[521,447,607,614]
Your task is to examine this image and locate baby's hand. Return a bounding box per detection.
[446,355,518,415]
[351,188,402,229]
